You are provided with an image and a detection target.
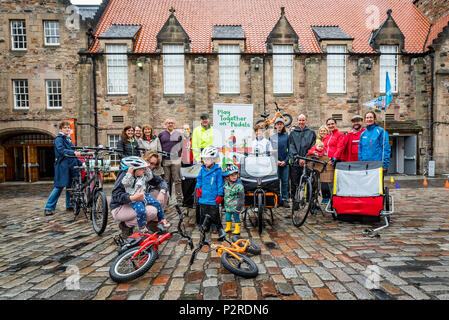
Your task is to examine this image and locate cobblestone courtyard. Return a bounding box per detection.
[0,182,448,300]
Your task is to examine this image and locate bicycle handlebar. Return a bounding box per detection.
[293,155,328,167]
[173,205,194,250]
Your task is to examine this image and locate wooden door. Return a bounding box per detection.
[27,145,39,182]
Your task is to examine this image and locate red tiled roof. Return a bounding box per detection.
[90,0,431,54]
[426,13,449,49]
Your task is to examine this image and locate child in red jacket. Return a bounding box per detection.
[307,141,325,157]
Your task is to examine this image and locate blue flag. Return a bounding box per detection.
[384,72,393,110]
[363,96,385,111]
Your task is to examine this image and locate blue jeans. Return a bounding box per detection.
[44,187,72,211]
[225,211,241,223]
[130,193,164,229]
[278,164,289,201]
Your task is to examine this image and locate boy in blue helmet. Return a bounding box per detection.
[195,146,226,240]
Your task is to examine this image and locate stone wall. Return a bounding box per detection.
[414,0,449,23]
[0,0,90,143]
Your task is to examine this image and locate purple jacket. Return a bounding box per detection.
[158,130,183,160]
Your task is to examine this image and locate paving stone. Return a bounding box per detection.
[203,286,220,300]
[294,285,314,298]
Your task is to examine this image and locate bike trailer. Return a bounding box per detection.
[326,161,394,235]
[240,155,279,208]
[180,163,202,208]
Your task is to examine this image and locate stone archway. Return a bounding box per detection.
[0,128,56,183]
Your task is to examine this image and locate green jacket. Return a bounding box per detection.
[192,125,214,161]
[223,181,244,213]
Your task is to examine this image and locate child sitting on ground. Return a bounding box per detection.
[307,141,325,157]
[120,156,169,233]
[222,164,245,235]
[195,146,226,240]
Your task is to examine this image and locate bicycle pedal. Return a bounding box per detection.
[113,234,125,247]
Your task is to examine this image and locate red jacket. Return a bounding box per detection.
[340,128,366,162]
[322,129,345,159]
[307,145,326,157]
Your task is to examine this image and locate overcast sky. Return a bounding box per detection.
[71,0,103,4]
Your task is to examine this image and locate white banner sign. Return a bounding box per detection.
[213,103,254,167]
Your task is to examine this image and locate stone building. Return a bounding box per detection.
[0,0,100,182]
[82,0,448,176]
[1,0,448,182]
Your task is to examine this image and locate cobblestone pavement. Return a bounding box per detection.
[0,182,448,300]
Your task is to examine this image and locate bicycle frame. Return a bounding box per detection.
[115,205,193,259]
[210,238,251,261]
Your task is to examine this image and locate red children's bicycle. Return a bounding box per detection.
[109,205,193,283]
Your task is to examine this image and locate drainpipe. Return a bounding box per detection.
[91,54,99,146]
[263,53,266,114]
[429,51,434,161]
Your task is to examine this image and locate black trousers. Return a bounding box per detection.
[290,165,305,199]
[199,204,223,231]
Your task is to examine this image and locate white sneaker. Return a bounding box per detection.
[159,218,170,228]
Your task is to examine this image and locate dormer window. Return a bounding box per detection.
[163,44,185,94]
[273,45,293,94]
[379,45,398,93]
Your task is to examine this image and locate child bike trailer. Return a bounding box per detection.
[325,161,394,237]
[180,163,202,223]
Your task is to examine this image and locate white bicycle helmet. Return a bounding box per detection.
[120,156,148,170]
[201,146,219,159]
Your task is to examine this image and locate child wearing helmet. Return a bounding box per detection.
[222,164,244,235]
[195,146,226,240]
[120,156,170,233]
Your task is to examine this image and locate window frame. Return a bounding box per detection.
[163,44,185,95]
[43,20,60,46]
[10,20,27,51]
[13,79,29,109]
[379,45,398,94]
[219,44,240,94]
[108,134,121,168]
[326,45,347,94]
[273,45,293,94]
[106,44,128,95]
[45,79,62,109]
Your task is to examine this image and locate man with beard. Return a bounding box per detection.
[340,115,366,162]
[288,114,316,210]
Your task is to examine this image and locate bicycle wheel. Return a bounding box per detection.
[220,251,258,278]
[92,191,108,235]
[255,119,270,130]
[231,235,261,255]
[282,113,293,127]
[70,180,82,220]
[257,193,264,234]
[109,247,158,283]
[292,179,311,227]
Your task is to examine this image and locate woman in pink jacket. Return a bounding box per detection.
[321,117,345,203]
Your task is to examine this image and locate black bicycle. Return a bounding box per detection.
[291,155,333,227]
[66,145,115,235]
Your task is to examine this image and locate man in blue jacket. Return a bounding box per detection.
[44,121,81,216]
[270,117,290,208]
[358,111,391,171]
[195,146,226,240]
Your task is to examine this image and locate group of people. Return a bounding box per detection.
[268,110,391,209]
[44,110,390,237]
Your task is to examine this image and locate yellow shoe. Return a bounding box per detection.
[232,223,241,235]
[224,221,232,233]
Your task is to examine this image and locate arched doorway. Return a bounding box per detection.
[1,132,55,182]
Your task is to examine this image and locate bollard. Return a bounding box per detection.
[390,176,394,183]
[445,180,449,188]
[396,181,400,189]
[423,178,428,186]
